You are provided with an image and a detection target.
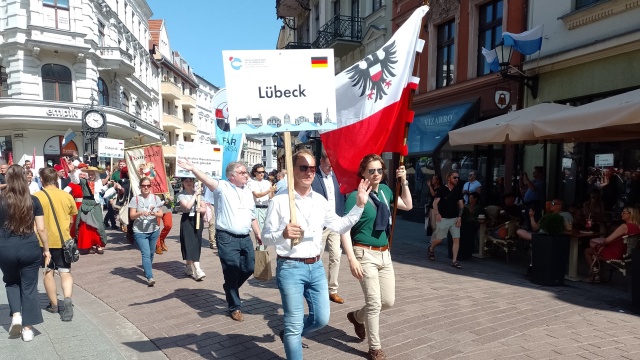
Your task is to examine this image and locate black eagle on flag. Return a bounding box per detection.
[346,41,398,102]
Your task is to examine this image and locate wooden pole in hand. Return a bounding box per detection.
[195,180,202,230]
[388,43,422,250]
[283,132,300,246]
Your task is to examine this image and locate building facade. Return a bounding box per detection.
[195,74,218,145]
[0,0,164,166]
[148,19,199,167]
[241,137,262,170]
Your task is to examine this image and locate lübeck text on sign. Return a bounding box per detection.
[258,85,306,99]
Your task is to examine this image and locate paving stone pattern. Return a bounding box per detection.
[4,213,640,359]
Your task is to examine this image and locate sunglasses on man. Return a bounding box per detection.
[296,165,316,173]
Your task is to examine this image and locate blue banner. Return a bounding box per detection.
[216,128,243,181]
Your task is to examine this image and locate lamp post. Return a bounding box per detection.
[495,42,539,99]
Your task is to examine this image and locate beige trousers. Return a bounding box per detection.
[321,228,341,294]
[353,247,395,350]
[206,203,216,246]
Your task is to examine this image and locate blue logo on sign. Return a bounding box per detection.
[230,57,242,70]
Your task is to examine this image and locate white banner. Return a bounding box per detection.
[175,141,223,178]
[222,49,337,129]
[595,153,614,167]
[98,138,125,158]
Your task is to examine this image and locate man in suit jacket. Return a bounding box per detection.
[311,150,346,304]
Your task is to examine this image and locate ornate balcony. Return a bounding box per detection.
[284,42,313,49]
[162,113,182,131]
[97,47,135,75]
[312,15,363,58]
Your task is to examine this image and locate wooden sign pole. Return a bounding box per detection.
[283,132,300,246]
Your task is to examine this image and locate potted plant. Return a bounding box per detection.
[531,213,570,286]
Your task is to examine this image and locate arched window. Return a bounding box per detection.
[122,91,129,112]
[42,64,72,101]
[97,77,109,106]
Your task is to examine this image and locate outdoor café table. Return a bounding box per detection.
[566,229,601,281]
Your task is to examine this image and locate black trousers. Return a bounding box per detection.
[103,201,116,226]
[0,235,44,326]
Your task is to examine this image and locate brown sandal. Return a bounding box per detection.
[428,247,435,261]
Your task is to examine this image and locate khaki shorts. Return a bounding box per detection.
[433,217,460,240]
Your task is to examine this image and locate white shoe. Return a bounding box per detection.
[147,278,156,287]
[21,328,34,342]
[9,315,22,337]
[185,265,193,276]
[194,270,206,281]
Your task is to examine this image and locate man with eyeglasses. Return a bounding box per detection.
[177,159,261,322]
[248,164,276,231]
[262,149,370,359]
[462,171,482,204]
[428,171,465,269]
[516,199,573,242]
[311,149,347,304]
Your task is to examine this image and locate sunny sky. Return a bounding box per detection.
[146,0,283,89]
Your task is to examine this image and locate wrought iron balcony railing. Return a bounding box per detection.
[284,42,313,49]
[312,15,363,49]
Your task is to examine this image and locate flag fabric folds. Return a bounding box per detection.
[321,5,429,194]
[502,25,543,55]
[481,47,501,73]
[62,128,76,146]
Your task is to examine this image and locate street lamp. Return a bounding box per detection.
[495,41,539,99]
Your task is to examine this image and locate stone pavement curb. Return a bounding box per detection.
[0,266,166,359]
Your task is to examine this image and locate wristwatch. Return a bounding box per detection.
[402,180,409,187]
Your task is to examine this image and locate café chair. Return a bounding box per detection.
[484,220,520,263]
[603,234,640,280]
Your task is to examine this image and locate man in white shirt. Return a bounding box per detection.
[311,150,347,304]
[177,159,261,323]
[462,171,482,204]
[248,164,276,231]
[262,149,370,359]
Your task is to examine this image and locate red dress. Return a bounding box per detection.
[68,183,83,239]
[599,223,640,260]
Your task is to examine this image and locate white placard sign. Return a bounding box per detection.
[98,138,125,158]
[222,49,337,128]
[595,153,614,167]
[175,141,223,178]
[562,158,573,169]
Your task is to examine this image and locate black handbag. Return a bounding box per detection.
[43,190,79,263]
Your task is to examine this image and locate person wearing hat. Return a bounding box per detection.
[54,164,71,191]
[68,162,108,254]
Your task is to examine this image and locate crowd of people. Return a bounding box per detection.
[0,151,415,359]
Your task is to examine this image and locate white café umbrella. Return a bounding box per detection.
[533,88,640,142]
[448,103,573,146]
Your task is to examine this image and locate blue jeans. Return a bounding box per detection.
[216,231,255,312]
[133,230,160,280]
[277,258,330,360]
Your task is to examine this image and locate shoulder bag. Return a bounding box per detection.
[43,190,79,263]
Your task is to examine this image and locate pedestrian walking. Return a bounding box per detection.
[0,165,51,342]
[34,167,77,323]
[155,193,173,254]
[203,186,217,249]
[248,164,276,231]
[429,170,465,268]
[177,159,261,322]
[311,149,347,304]
[68,163,108,254]
[262,149,370,359]
[129,177,164,286]
[341,154,412,360]
[177,177,207,281]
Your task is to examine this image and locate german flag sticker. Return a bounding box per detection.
[311,57,328,68]
[213,147,221,153]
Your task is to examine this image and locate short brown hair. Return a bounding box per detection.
[358,154,386,179]
[39,167,59,186]
[292,149,315,166]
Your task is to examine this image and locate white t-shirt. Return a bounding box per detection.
[128,194,163,233]
[248,179,272,206]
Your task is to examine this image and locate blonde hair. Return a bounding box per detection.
[625,207,640,225]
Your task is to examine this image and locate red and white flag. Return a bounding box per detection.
[321,5,428,194]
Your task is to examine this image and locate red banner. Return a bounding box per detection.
[124,144,168,196]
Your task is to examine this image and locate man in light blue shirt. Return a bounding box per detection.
[177,159,261,323]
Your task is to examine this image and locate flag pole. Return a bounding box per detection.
[283,131,301,246]
[388,34,423,250]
